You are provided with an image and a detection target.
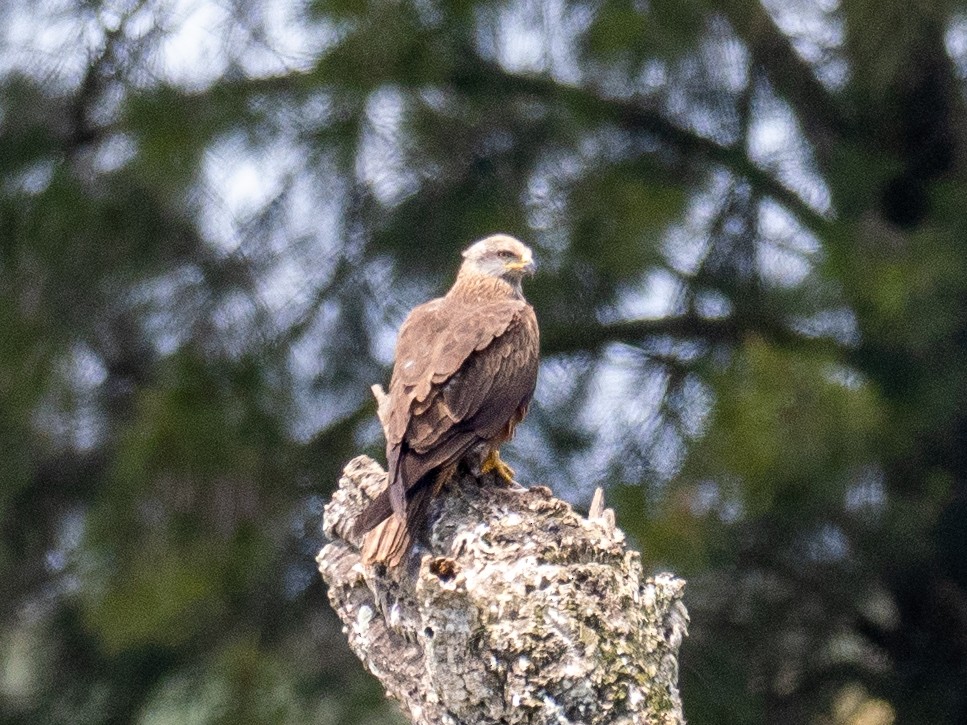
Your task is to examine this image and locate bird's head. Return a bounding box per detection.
[460,234,536,284]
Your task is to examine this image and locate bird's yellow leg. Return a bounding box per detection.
[480,448,516,484]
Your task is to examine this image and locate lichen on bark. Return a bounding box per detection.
[318,455,688,724]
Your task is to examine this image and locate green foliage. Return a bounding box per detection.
[80,352,288,652]
[86,551,227,653]
[570,162,687,280]
[4,0,967,723]
[583,0,704,64]
[699,339,882,512]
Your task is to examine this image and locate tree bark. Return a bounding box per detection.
[317,455,689,725]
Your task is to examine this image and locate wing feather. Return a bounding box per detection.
[404,304,538,456]
[384,299,521,446]
[438,317,536,440]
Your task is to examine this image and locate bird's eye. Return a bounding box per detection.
[497,250,516,259]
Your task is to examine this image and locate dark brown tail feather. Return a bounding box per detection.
[351,465,431,540]
[361,484,433,567]
[351,487,394,539]
[357,464,456,567]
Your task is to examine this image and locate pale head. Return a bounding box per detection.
[459,234,536,285]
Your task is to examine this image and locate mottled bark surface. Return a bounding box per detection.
[318,455,688,725]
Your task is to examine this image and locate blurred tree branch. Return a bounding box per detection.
[174,60,833,240]
[541,314,849,360]
[717,0,849,156]
[471,63,834,240]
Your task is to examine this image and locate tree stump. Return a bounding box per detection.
[317,455,688,725]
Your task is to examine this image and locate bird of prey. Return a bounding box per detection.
[353,234,540,567]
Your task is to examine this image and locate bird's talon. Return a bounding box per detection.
[481,450,516,485]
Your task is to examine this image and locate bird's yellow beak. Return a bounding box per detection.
[505,252,536,274]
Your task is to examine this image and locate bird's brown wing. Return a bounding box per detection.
[354,298,538,537]
[389,298,536,507]
[419,303,539,447]
[384,298,523,444]
[394,307,538,486]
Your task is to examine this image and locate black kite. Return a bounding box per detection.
[353,234,540,566]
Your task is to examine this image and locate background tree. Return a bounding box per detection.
[2,0,966,723]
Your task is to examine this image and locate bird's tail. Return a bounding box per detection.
[358,466,453,567]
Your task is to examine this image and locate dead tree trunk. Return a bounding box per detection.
[318,455,688,724]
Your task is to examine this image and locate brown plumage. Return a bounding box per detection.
[353,234,540,567]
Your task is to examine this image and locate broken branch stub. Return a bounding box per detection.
[318,455,688,725]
